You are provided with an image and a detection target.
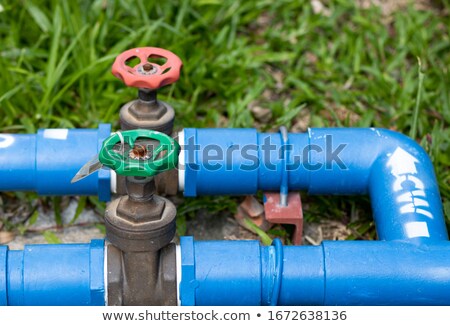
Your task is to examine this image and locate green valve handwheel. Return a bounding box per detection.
[98,129,180,177]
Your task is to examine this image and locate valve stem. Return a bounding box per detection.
[129,144,150,160]
[142,63,154,72]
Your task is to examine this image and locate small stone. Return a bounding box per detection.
[0,231,16,244]
[250,106,272,123]
[241,196,265,218]
[311,0,331,16]
[292,110,311,132]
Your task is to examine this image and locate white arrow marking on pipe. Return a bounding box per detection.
[0,135,14,148]
[416,209,433,218]
[393,175,425,192]
[387,147,432,237]
[397,192,428,204]
[400,203,432,217]
[405,221,430,238]
[387,147,419,175]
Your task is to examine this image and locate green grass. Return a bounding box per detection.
[0,0,449,239]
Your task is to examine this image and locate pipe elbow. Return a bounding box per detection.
[367,128,447,242]
[370,128,432,167]
[305,127,446,242]
[180,127,447,242]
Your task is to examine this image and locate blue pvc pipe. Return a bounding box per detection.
[0,126,446,306]
[0,240,105,306]
[182,128,446,242]
[179,236,450,306]
[0,124,111,201]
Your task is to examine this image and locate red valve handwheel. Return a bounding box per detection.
[111,47,182,89]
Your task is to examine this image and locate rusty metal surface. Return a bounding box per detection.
[155,169,179,196]
[107,243,177,306]
[119,99,175,134]
[105,176,178,305]
[105,195,176,252]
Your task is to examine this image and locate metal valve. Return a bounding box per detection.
[71,129,180,182]
[72,129,181,306]
[111,47,182,90]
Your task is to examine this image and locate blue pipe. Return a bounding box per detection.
[0,127,446,306]
[0,124,111,201]
[179,236,450,306]
[2,236,450,306]
[0,240,105,306]
[182,128,446,242]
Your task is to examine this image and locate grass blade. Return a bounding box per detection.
[25,3,51,33]
[410,57,425,140]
